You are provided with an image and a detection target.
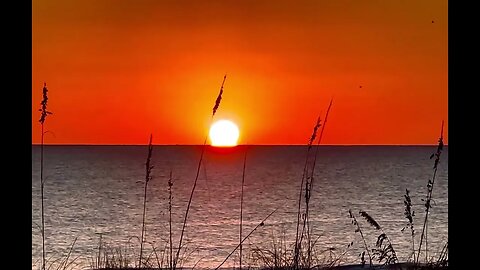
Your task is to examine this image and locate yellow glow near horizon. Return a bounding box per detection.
[209,120,239,147]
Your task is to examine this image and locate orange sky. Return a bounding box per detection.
[32,0,448,145]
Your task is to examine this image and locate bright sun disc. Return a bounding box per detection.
[209,120,239,147]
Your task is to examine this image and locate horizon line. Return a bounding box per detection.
[31,143,447,146]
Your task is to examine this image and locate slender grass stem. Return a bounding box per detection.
[174,75,226,269]
[296,99,333,268]
[239,148,248,270]
[168,171,173,270]
[416,121,444,265]
[139,134,153,267]
[349,210,372,267]
[41,122,46,270]
[39,82,52,270]
[294,147,311,268]
[215,208,278,270]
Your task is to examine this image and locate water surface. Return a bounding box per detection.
[31,145,448,269]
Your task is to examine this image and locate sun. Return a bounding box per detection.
[209,120,240,147]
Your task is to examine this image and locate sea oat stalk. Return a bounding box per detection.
[308,98,333,191]
[296,99,334,268]
[358,211,398,265]
[139,134,154,267]
[168,170,173,270]
[239,148,247,270]
[349,209,372,267]
[304,98,333,265]
[416,121,444,264]
[401,188,416,262]
[294,115,321,268]
[39,82,52,270]
[174,75,227,269]
[212,75,226,116]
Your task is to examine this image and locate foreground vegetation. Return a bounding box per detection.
[34,79,447,270]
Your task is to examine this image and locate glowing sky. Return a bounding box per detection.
[32,0,448,145]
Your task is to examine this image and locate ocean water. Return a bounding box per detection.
[31,145,448,269]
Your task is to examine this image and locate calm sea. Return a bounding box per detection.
[32,145,448,269]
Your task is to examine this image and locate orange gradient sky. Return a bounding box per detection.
[32,0,448,145]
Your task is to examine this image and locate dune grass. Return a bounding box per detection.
[239,148,248,270]
[33,78,447,270]
[416,121,445,264]
[39,82,53,270]
[139,134,154,267]
[294,99,333,269]
[174,75,227,269]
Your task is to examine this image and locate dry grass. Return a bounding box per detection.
[34,80,447,270]
[174,75,227,269]
[294,99,333,269]
[416,121,445,264]
[39,82,53,270]
[239,148,248,270]
[139,134,154,267]
[401,188,416,262]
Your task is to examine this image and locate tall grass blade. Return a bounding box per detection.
[39,82,52,270]
[239,148,248,270]
[174,75,227,269]
[139,134,154,267]
[416,120,444,264]
[215,208,278,270]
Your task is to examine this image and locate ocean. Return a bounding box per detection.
[31,145,448,269]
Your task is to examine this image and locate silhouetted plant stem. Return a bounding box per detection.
[59,237,77,270]
[300,171,314,268]
[359,211,398,265]
[416,121,444,265]
[293,148,310,263]
[436,242,448,267]
[239,148,247,270]
[174,136,207,269]
[304,98,333,266]
[349,210,372,267]
[402,188,416,262]
[215,208,278,270]
[305,189,312,267]
[139,134,154,267]
[174,75,226,269]
[96,233,103,268]
[309,98,333,192]
[41,123,46,270]
[39,82,52,270]
[168,170,173,270]
[425,219,428,263]
[295,100,334,268]
[294,126,316,268]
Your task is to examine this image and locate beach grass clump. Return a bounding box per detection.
[249,229,293,269]
[348,209,372,267]
[294,99,333,269]
[358,211,398,266]
[34,237,80,270]
[416,121,444,264]
[342,123,447,269]
[32,78,450,270]
[90,237,139,269]
[347,210,398,267]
